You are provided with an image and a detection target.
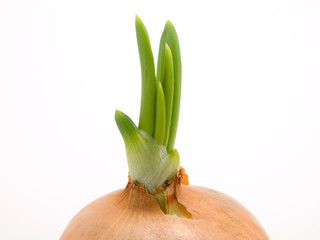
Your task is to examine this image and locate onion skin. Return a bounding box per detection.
[60,174,269,240]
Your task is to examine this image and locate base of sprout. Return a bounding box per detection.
[128,167,192,218]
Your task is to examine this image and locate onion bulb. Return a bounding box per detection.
[60,15,269,240]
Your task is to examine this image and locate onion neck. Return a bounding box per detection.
[115,110,180,194]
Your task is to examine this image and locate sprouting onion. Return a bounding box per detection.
[60,15,269,240]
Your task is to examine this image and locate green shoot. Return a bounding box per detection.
[115,16,182,194]
[154,82,166,145]
[157,21,182,153]
[135,15,156,136]
[162,44,174,147]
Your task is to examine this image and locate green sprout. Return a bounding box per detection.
[115,15,182,210]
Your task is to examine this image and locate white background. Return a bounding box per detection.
[1,0,320,239]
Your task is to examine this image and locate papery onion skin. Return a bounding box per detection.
[60,174,269,240]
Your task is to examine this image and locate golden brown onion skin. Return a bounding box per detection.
[60,178,269,240]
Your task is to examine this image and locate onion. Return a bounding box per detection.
[60,15,269,240]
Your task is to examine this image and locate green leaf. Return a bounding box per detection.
[157,20,182,153]
[135,15,156,136]
[154,81,166,145]
[162,44,174,147]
